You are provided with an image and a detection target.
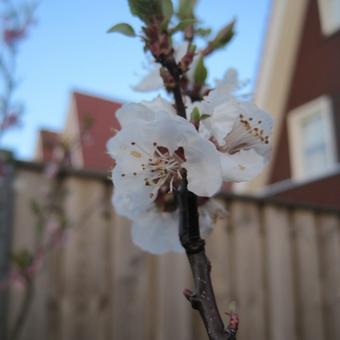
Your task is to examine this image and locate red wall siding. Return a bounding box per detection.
[269,173,340,210]
[269,0,340,184]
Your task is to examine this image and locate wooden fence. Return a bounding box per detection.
[4,161,340,340]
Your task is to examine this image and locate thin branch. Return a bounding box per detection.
[8,275,34,340]
[177,182,237,340]
[159,47,239,339]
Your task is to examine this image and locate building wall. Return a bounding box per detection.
[269,0,340,184]
[266,171,340,210]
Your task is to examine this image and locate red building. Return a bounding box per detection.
[243,0,340,209]
[35,91,121,172]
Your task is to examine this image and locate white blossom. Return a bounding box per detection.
[130,198,226,254]
[214,68,241,95]
[189,92,273,182]
[116,96,176,128]
[107,113,223,211]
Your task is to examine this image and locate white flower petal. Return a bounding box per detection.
[220,149,266,182]
[141,96,176,116]
[115,97,175,129]
[112,187,153,219]
[133,65,163,92]
[239,101,273,138]
[215,68,240,94]
[130,198,225,254]
[115,103,154,128]
[184,138,223,197]
[202,99,239,145]
[108,116,223,206]
[131,209,183,254]
[112,165,155,205]
[199,199,227,236]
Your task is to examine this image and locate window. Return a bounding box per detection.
[288,96,337,180]
[318,0,340,35]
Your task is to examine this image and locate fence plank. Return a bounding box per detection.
[292,210,325,340]
[60,178,113,340]
[230,201,266,340]
[9,170,50,340]
[111,213,150,340]
[156,252,192,340]
[263,205,297,340]
[206,211,233,333]
[318,214,340,340]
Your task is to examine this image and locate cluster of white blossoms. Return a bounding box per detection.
[107,71,273,254]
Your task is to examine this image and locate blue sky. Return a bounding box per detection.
[1,0,271,159]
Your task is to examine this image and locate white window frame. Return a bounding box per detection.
[288,95,337,180]
[317,0,340,36]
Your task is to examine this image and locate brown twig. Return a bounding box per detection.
[8,275,34,340]
[159,47,238,339]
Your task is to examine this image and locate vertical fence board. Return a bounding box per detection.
[112,213,150,340]
[318,214,340,340]
[10,171,50,340]
[206,212,233,331]
[264,205,297,340]
[60,178,113,340]
[230,201,266,340]
[156,252,192,340]
[293,210,325,340]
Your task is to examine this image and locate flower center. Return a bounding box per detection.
[219,113,270,154]
[123,141,185,199]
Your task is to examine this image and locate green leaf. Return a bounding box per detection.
[170,18,196,33]
[200,114,210,120]
[107,23,136,37]
[177,0,196,20]
[196,27,212,37]
[190,107,201,123]
[161,0,174,20]
[11,249,33,269]
[211,20,236,50]
[193,56,207,85]
[128,0,162,23]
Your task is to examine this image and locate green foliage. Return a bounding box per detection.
[190,107,201,123]
[107,23,136,37]
[210,20,235,50]
[170,18,196,33]
[11,249,33,270]
[161,0,174,20]
[177,0,196,20]
[193,56,207,85]
[200,114,210,120]
[190,107,210,123]
[195,27,212,37]
[128,0,163,23]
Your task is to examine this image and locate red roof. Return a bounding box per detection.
[73,91,121,172]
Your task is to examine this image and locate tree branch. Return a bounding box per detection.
[8,275,34,340]
[159,51,239,339]
[177,182,238,340]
